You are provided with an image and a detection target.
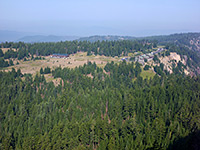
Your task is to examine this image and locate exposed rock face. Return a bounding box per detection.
[189,37,200,52]
[159,52,189,75]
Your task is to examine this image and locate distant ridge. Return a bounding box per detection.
[77,33,200,42]
[140,32,200,43]
[0,30,29,42]
[1,30,199,43]
[78,35,136,42]
[17,35,80,43]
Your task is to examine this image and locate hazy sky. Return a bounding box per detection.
[0,0,200,36]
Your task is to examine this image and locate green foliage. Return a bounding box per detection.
[34,56,42,60]
[153,42,157,48]
[160,63,164,71]
[87,50,92,56]
[44,67,51,74]
[9,59,14,66]
[4,49,17,59]
[0,40,161,58]
[0,48,4,57]
[153,55,160,63]
[0,58,9,67]
[40,68,44,74]
[135,62,142,77]
[165,51,170,56]
[144,65,150,70]
[18,48,29,60]
[130,56,135,61]
[154,65,164,76]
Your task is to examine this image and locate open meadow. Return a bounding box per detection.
[2,52,120,75]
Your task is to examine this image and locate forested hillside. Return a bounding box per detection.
[1,61,200,150]
[1,40,157,57]
[143,33,200,52]
[144,33,200,45]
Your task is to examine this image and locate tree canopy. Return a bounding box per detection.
[0,61,200,149]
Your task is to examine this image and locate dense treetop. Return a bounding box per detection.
[1,60,200,149]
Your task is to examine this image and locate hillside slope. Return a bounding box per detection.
[144,33,200,52]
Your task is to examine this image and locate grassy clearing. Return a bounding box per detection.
[44,74,54,82]
[158,45,165,48]
[88,55,96,58]
[140,68,155,79]
[2,52,119,75]
[97,63,106,68]
[74,58,85,61]
[74,52,87,57]
[128,53,134,57]
[1,48,17,53]
[44,74,63,86]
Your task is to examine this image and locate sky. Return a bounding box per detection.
[0,0,200,36]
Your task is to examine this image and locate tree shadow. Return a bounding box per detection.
[167,130,200,150]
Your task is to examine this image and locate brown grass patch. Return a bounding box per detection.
[2,52,119,76]
[1,48,17,53]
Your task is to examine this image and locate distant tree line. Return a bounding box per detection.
[1,40,157,58]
